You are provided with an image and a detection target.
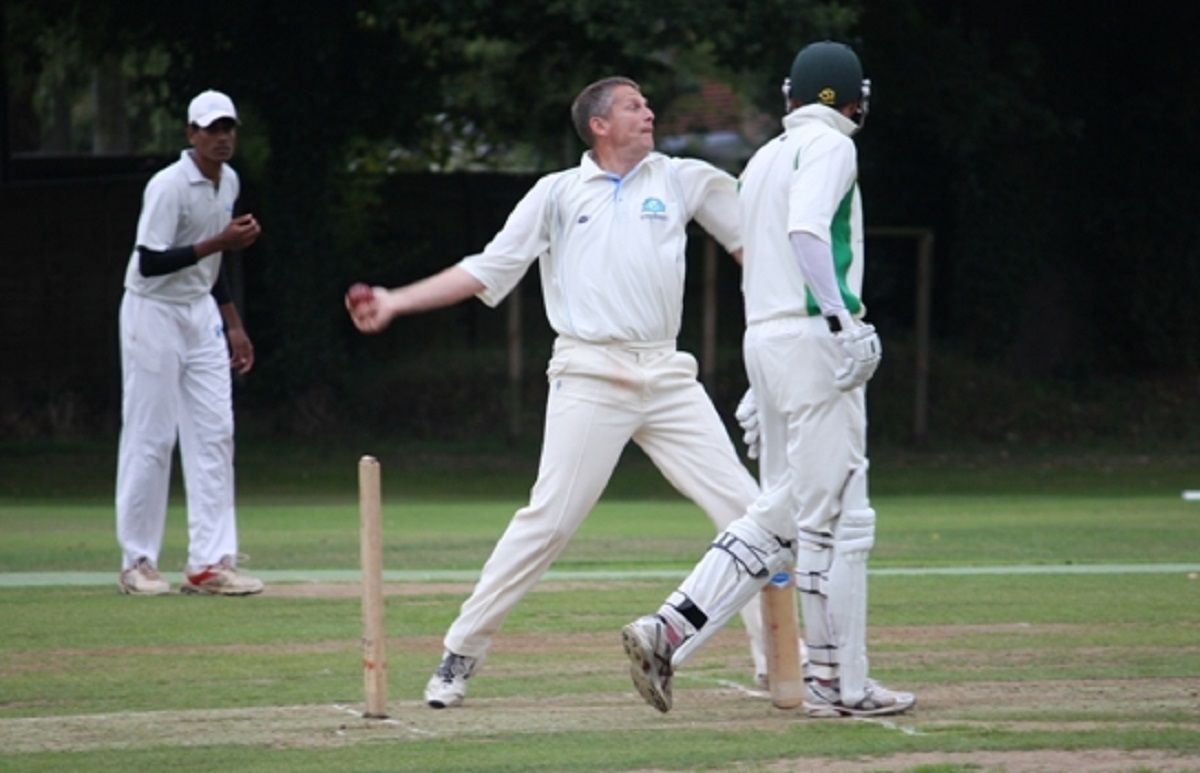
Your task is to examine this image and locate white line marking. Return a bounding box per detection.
[1,564,1198,588]
[856,717,928,735]
[690,677,929,734]
[708,677,771,700]
[330,704,415,730]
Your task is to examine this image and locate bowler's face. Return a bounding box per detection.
[602,85,655,153]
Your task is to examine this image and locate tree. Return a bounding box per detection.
[54,0,858,416]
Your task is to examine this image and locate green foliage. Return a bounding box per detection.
[855,5,1200,377]
[5,0,1198,439]
[3,3,180,154]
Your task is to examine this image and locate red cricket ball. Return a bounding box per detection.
[346,283,375,307]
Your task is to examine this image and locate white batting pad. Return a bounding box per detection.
[667,517,796,668]
[826,466,876,702]
[792,533,833,683]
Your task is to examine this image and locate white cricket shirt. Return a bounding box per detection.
[740,105,865,324]
[459,151,740,343]
[123,150,239,302]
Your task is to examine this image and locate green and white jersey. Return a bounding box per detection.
[739,104,864,324]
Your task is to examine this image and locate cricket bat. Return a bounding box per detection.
[760,571,804,709]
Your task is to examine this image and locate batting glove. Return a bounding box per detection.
[833,321,882,392]
[735,387,761,460]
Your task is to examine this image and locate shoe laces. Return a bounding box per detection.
[219,553,253,569]
[649,617,675,673]
[135,558,162,580]
[437,653,475,680]
[197,554,253,576]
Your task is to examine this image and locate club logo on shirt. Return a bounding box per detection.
[640,197,667,220]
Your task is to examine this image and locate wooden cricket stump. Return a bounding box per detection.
[358,455,388,718]
[760,572,804,709]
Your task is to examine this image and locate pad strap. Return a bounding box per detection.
[668,518,796,668]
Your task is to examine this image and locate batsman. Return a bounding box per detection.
[346,76,771,708]
[622,41,916,717]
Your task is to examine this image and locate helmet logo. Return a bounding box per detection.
[818,87,837,106]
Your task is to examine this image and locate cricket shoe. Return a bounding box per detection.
[621,615,676,713]
[803,676,916,718]
[181,556,264,596]
[424,651,478,708]
[118,557,170,596]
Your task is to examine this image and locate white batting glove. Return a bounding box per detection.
[833,320,882,392]
[734,387,761,460]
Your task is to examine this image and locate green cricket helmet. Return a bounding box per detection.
[784,41,871,127]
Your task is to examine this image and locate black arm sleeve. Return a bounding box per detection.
[211,258,233,305]
[137,245,199,277]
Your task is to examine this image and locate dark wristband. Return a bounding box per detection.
[825,315,842,333]
[137,245,199,277]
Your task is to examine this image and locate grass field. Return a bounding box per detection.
[1,440,1198,771]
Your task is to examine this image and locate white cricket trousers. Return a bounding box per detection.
[444,336,761,658]
[116,291,239,571]
[742,315,867,539]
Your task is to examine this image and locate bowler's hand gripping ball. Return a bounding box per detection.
[346,283,375,308]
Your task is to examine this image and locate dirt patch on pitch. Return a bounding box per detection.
[740,749,1200,772]
[3,678,1197,759]
[2,618,1196,766]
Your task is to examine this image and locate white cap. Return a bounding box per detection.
[187,89,238,128]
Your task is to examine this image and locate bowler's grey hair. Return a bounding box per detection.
[571,76,640,147]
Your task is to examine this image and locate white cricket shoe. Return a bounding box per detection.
[118,557,170,596]
[803,676,916,718]
[424,651,478,709]
[181,556,264,596]
[621,615,676,713]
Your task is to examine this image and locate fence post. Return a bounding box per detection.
[702,236,718,392]
[506,286,523,442]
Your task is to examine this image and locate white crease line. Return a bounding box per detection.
[331,704,430,733]
[3,563,1199,587]
[711,678,771,700]
[682,677,929,734]
[681,673,770,700]
[855,716,928,735]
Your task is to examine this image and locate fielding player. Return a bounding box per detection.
[346,76,768,708]
[115,89,264,596]
[622,42,916,717]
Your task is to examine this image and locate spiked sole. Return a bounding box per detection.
[621,624,672,713]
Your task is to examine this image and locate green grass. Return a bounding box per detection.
[1,440,1199,770]
[3,493,1196,573]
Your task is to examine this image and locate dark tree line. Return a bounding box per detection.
[4,0,1196,439]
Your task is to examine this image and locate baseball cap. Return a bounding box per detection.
[187,90,238,128]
